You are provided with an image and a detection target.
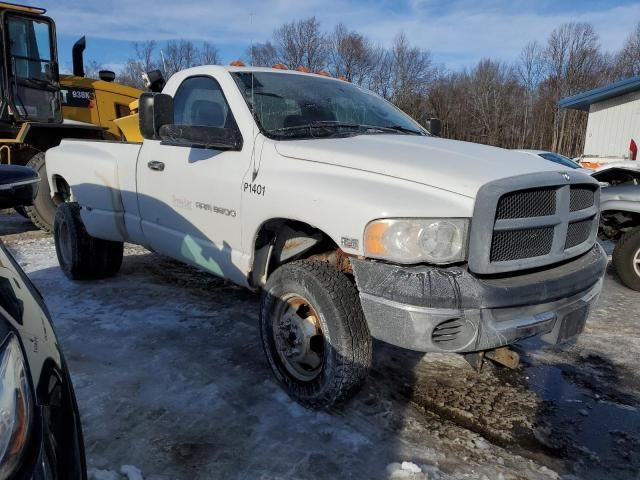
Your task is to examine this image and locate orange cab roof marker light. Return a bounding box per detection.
[295,66,311,73]
[316,70,331,77]
[230,60,245,67]
[272,63,287,70]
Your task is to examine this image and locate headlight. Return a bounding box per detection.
[364,218,469,264]
[0,335,32,478]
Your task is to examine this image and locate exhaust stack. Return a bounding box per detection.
[72,36,86,77]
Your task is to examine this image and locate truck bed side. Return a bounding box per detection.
[46,140,143,243]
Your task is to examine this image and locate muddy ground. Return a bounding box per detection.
[2,211,639,480]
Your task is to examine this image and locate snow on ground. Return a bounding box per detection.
[2,212,639,480]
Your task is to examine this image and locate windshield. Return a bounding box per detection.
[539,152,580,169]
[231,71,425,139]
[5,15,59,122]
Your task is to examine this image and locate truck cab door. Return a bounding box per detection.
[136,75,251,286]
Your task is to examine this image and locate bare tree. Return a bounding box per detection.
[163,40,199,77]
[367,47,394,99]
[119,41,158,88]
[118,39,222,88]
[327,23,375,83]
[615,22,640,78]
[517,41,545,147]
[274,17,328,71]
[84,60,103,79]
[135,41,157,72]
[200,42,220,65]
[544,23,605,153]
[389,33,434,118]
[466,59,524,147]
[246,42,279,67]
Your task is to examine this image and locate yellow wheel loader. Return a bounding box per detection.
[0,2,142,231]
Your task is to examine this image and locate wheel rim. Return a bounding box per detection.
[634,247,640,278]
[272,294,325,382]
[58,221,72,266]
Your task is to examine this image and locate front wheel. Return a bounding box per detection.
[260,260,372,409]
[612,226,640,291]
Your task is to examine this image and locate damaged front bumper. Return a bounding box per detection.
[351,244,607,353]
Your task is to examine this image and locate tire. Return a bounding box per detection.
[612,227,640,291]
[24,152,57,232]
[54,202,124,280]
[260,260,372,409]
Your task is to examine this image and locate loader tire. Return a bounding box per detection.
[54,202,123,280]
[24,152,57,232]
[260,260,372,409]
[612,226,640,292]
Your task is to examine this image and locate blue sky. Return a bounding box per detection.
[22,0,640,74]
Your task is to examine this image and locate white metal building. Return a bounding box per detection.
[560,75,640,164]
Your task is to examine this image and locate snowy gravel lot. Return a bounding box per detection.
[2,212,639,480]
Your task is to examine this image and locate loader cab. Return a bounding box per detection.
[0,4,61,126]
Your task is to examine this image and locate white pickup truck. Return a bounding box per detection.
[46,65,608,408]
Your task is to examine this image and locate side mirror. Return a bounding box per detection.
[139,93,174,140]
[159,124,243,151]
[0,165,40,209]
[427,118,442,137]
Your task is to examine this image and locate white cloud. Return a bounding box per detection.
[29,0,640,67]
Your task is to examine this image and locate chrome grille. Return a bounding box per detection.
[468,172,600,274]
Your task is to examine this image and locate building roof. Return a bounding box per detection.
[559,75,640,111]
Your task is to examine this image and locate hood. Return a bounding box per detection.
[275,135,574,198]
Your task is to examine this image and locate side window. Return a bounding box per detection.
[173,76,231,128]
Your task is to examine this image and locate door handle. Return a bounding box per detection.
[147,160,165,172]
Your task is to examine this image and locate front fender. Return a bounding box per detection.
[241,142,475,258]
[600,184,640,214]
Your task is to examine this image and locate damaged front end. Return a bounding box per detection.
[351,244,606,354]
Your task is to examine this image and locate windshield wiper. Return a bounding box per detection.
[382,125,424,135]
[269,121,423,138]
[269,120,423,135]
[269,121,367,138]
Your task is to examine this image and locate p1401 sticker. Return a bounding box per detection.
[243,183,266,196]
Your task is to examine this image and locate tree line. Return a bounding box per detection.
[108,19,640,157]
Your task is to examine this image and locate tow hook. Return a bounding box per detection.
[463,347,520,372]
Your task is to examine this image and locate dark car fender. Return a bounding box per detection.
[0,242,86,480]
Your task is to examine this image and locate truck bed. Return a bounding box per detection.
[46,139,143,242]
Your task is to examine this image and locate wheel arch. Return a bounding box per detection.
[49,173,71,204]
[600,207,640,239]
[250,217,344,288]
